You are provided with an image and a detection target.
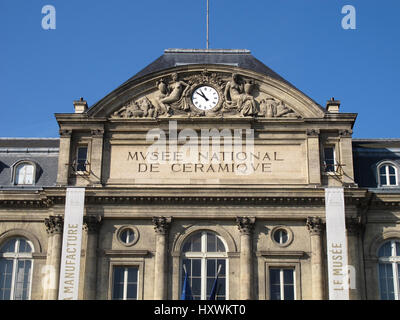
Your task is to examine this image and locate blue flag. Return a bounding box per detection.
[209,264,222,300]
[180,267,193,300]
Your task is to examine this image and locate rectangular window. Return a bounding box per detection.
[269,268,295,300]
[323,147,336,172]
[14,260,31,300]
[379,263,395,300]
[182,259,202,300]
[181,258,226,300]
[76,146,88,172]
[112,266,138,300]
[206,259,226,300]
[0,260,13,300]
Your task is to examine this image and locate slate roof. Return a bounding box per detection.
[353,139,400,189]
[0,138,59,189]
[127,49,312,99]
[129,49,292,84]
[86,49,323,116]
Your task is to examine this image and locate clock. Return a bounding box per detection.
[191,85,220,111]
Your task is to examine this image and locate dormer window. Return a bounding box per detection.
[378,163,398,187]
[14,162,35,185]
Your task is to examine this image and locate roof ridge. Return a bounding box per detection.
[164,48,251,54]
[0,137,59,140]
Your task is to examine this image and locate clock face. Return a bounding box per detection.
[191,85,220,111]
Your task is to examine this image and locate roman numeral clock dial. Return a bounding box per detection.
[191,85,219,111]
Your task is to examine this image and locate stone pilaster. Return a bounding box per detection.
[43,226,54,300]
[306,129,321,186]
[90,129,104,185]
[338,129,355,186]
[236,216,255,300]
[83,215,102,300]
[152,216,171,300]
[56,129,72,186]
[306,216,325,300]
[346,217,363,300]
[44,215,64,300]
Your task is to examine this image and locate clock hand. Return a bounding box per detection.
[199,89,209,101]
[196,91,209,101]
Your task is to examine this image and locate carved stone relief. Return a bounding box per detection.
[258,98,297,118]
[110,70,300,119]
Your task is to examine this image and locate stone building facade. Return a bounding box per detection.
[0,49,399,300]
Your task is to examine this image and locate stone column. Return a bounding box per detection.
[44,215,64,300]
[306,129,321,186]
[83,215,102,300]
[56,129,72,186]
[90,129,104,186]
[152,216,171,300]
[236,216,255,300]
[346,217,363,300]
[306,216,325,300]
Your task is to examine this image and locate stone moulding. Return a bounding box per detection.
[101,249,150,257]
[256,251,306,259]
[0,195,366,208]
[2,189,394,208]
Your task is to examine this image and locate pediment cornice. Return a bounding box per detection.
[87,65,326,120]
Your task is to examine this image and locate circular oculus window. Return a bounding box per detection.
[271,226,293,247]
[117,226,139,247]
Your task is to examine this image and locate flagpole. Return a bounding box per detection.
[216,264,222,276]
[209,264,222,300]
[206,0,209,49]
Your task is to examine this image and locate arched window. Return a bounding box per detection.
[378,163,398,187]
[0,238,33,300]
[181,231,227,300]
[14,162,35,185]
[378,240,400,300]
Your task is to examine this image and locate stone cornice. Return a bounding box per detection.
[2,188,400,209]
[0,187,378,208]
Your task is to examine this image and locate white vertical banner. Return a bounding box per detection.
[325,187,349,300]
[58,188,85,300]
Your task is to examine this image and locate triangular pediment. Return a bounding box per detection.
[87,55,326,120]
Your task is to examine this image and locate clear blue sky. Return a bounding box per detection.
[1,0,399,138]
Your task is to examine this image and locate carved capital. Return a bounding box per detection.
[152,216,172,234]
[91,129,104,137]
[44,215,64,234]
[346,217,362,236]
[59,129,72,138]
[83,215,102,233]
[236,217,256,235]
[306,129,320,137]
[306,216,324,235]
[339,129,353,137]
